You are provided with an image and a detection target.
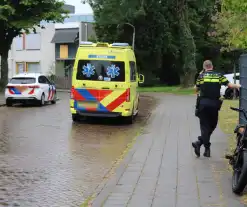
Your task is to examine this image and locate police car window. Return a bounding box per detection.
[38,76,47,84]
[44,76,51,84]
[76,60,125,82]
[10,77,36,84]
[129,61,136,81]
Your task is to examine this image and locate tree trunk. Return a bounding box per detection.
[0,51,9,88]
[181,70,197,88]
[177,0,197,88]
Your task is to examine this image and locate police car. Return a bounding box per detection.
[220,73,240,99]
[5,73,57,106]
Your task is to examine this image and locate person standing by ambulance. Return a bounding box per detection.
[192,60,241,157]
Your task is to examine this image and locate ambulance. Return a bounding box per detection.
[70,42,144,124]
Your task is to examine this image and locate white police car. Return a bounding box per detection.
[220,73,240,99]
[5,73,57,106]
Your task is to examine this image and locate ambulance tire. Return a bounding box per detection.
[72,114,80,122]
[135,99,139,117]
[124,108,134,125]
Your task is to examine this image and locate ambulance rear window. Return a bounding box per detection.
[76,60,125,82]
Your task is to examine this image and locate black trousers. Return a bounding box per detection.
[198,105,219,148]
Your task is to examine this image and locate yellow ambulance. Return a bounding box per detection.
[70,42,144,124]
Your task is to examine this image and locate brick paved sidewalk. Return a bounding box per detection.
[92,94,245,207]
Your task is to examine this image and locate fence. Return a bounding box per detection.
[50,76,72,90]
[239,54,247,124]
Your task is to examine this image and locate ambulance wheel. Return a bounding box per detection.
[72,114,80,122]
[135,99,139,117]
[124,110,134,125]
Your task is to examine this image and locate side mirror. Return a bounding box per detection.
[138,74,144,84]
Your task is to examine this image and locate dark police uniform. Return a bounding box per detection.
[195,71,229,153]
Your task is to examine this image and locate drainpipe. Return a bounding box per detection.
[79,22,82,43]
[85,23,88,41]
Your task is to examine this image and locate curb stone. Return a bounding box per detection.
[57,89,70,93]
[89,96,155,206]
[91,120,153,206]
[91,132,143,206]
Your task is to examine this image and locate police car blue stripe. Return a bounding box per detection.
[12,87,21,94]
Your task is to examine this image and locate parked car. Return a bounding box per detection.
[220,73,240,99]
[5,73,57,106]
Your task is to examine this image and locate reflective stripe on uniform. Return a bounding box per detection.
[203,78,220,82]
[219,76,228,84]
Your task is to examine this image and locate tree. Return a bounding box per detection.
[0,0,68,87]
[87,0,219,86]
[213,0,247,51]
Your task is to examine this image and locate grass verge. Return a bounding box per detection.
[219,99,247,203]
[219,100,239,151]
[137,86,194,95]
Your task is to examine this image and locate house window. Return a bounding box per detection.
[16,62,25,74]
[26,62,41,73]
[16,62,40,74]
[25,33,41,50]
[15,36,24,51]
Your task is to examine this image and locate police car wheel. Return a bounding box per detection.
[6,100,13,107]
[72,114,80,122]
[225,88,239,99]
[39,93,45,106]
[51,92,57,104]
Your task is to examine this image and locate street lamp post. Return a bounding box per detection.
[117,23,135,50]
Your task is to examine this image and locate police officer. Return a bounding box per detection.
[192,60,241,157]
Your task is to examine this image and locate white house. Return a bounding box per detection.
[8,23,56,77]
[6,12,94,80]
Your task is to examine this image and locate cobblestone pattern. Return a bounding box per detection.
[0,92,155,206]
[92,94,245,207]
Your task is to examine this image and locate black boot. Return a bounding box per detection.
[203,147,211,157]
[192,140,202,157]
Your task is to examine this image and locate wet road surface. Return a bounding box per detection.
[0,92,156,207]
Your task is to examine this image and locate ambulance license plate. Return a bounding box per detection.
[77,101,98,108]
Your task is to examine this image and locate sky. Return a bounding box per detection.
[64,0,93,14]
